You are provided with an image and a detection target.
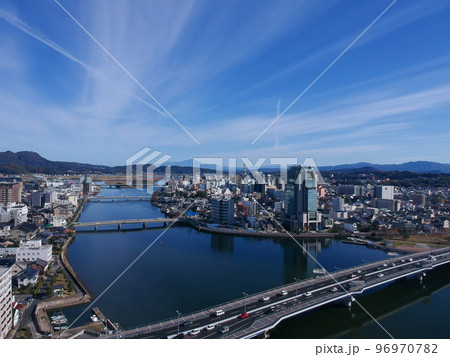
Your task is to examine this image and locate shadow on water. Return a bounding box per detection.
[269,264,450,339]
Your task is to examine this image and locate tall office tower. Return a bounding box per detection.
[0,266,12,339]
[284,166,321,232]
[375,186,394,200]
[211,197,235,225]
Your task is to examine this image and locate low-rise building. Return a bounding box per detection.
[17,267,39,287]
[15,240,52,263]
[10,222,39,241]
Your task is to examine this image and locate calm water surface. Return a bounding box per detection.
[63,188,450,338]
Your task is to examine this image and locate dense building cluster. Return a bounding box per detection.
[0,174,97,338]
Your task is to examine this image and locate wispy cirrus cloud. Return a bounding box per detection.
[0,0,449,165]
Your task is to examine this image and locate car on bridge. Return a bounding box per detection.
[377,273,384,278]
[182,321,193,326]
[215,309,225,316]
[189,329,200,336]
[304,291,312,297]
[220,326,230,334]
[279,290,288,296]
[330,287,338,292]
[240,312,249,319]
[259,296,270,302]
[205,324,215,331]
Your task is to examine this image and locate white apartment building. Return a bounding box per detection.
[49,216,67,228]
[0,266,12,339]
[0,203,28,226]
[16,240,52,263]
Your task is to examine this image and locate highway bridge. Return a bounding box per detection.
[73,217,177,230]
[108,246,450,339]
[87,196,151,201]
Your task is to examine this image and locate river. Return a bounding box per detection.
[63,187,450,338]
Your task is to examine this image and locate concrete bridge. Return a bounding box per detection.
[109,246,450,339]
[73,218,177,230]
[87,196,151,201]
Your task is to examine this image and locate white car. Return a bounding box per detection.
[351,274,357,278]
[215,310,225,316]
[330,287,338,292]
[259,296,270,302]
[205,325,215,331]
[279,290,288,296]
[189,329,200,336]
[304,292,312,297]
[377,273,384,278]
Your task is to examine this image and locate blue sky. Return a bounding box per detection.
[0,0,449,166]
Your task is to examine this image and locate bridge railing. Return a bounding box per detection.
[124,247,450,333]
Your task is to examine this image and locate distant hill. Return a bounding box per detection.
[318,161,450,174]
[0,151,115,174]
[1,151,449,175]
[0,151,214,175]
[169,160,450,174]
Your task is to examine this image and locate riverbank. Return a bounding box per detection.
[34,198,95,335]
[193,222,340,239]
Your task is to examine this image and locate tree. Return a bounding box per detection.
[330,224,343,234]
[399,228,410,240]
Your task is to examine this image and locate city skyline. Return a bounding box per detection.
[1,0,450,166]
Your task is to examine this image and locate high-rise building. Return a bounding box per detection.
[332,197,345,212]
[44,191,58,204]
[31,191,43,208]
[337,185,363,196]
[0,181,22,206]
[284,166,321,232]
[375,186,394,200]
[211,197,235,225]
[0,266,12,339]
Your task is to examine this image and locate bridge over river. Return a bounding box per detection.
[87,196,151,201]
[105,246,450,339]
[73,217,177,230]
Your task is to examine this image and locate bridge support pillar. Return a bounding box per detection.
[94,226,97,231]
[164,222,167,227]
[118,224,121,230]
[343,297,353,308]
[143,223,146,229]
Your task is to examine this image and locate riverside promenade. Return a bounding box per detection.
[35,199,95,334]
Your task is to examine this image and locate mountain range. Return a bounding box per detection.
[1,151,450,175]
